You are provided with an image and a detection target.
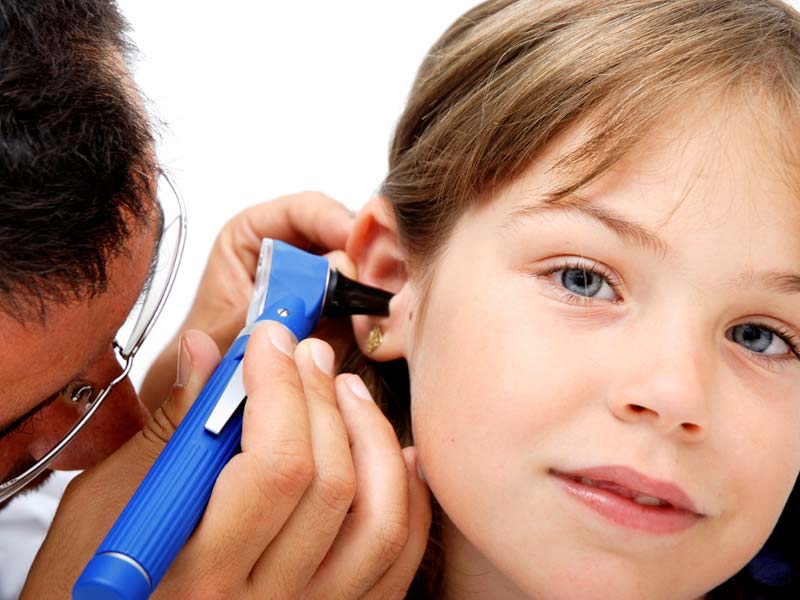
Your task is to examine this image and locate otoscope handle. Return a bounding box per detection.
[74,296,314,600]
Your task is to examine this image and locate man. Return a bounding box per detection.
[1,1,429,597]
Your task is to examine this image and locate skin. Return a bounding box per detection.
[139,192,364,412]
[20,191,431,599]
[0,214,157,481]
[6,34,428,600]
[350,95,800,599]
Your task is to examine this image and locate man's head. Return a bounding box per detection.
[0,0,162,499]
[0,0,156,319]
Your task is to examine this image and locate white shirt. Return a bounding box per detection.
[0,472,77,600]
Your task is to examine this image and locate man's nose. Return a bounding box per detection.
[49,349,148,471]
[605,316,712,443]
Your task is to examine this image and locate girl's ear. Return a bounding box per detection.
[346,196,412,361]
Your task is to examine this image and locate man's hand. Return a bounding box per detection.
[139,191,356,413]
[22,326,431,599]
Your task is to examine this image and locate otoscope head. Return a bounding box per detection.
[323,269,393,317]
[248,239,393,331]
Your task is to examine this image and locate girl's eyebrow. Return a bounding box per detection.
[503,195,800,296]
[503,194,672,259]
[732,270,800,297]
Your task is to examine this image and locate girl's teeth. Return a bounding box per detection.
[573,475,669,507]
[633,494,667,506]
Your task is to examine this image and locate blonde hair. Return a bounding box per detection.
[339,1,800,596]
[387,0,799,278]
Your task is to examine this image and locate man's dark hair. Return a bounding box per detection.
[0,0,156,321]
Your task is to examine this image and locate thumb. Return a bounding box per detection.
[135,329,222,463]
[34,329,225,580]
[325,249,357,280]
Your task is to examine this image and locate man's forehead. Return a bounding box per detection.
[0,217,158,421]
[0,293,122,424]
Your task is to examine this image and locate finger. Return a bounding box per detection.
[278,192,354,251]
[325,249,357,280]
[304,374,410,599]
[169,321,312,594]
[310,317,356,373]
[135,329,223,463]
[362,446,432,600]
[28,331,224,600]
[248,338,356,598]
[228,192,355,275]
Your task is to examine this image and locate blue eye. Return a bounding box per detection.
[535,259,800,366]
[731,324,774,353]
[728,323,799,361]
[539,260,620,303]
[562,268,604,297]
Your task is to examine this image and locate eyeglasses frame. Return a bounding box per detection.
[0,173,187,502]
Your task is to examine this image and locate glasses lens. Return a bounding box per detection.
[0,385,94,488]
[117,178,185,357]
[0,175,186,499]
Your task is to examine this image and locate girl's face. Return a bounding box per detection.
[404,99,800,599]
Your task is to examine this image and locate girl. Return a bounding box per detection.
[340,0,800,597]
[24,1,800,598]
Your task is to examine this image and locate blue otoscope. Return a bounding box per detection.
[73,239,392,600]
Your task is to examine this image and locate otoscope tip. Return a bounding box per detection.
[323,270,393,317]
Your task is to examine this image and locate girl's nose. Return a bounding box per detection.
[605,319,711,443]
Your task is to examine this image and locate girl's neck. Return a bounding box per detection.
[440,513,532,600]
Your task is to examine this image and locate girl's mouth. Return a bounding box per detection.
[561,472,674,506]
[549,466,704,535]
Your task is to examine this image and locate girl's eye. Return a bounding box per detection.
[726,323,800,362]
[535,260,800,366]
[538,260,620,303]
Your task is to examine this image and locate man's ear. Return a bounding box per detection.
[346,196,412,361]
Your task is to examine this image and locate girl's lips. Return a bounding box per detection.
[550,466,704,535]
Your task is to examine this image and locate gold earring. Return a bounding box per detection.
[367,325,383,353]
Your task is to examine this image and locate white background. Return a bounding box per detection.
[118,1,478,386]
[119,0,800,387]
[3,2,800,597]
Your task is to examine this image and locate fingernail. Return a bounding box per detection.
[346,375,374,402]
[176,335,192,388]
[310,339,335,376]
[403,446,426,483]
[417,461,427,483]
[266,322,297,357]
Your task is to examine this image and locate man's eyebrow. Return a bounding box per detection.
[503,195,800,296]
[502,194,672,259]
[0,205,166,441]
[0,388,62,440]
